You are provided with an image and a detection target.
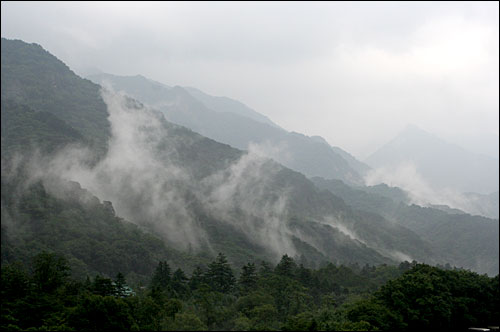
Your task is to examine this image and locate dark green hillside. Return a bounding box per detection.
[1,99,85,157]
[1,38,110,155]
[144,120,433,266]
[1,174,205,284]
[311,176,499,275]
[1,38,419,272]
[2,37,496,286]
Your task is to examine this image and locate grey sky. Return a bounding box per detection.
[2,1,498,159]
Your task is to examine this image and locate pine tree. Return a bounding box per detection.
[238,263,257,294]
[114,272,127,297]
[151,261,171,290]
[92,275,115,296]
[31,251,70,293]
[275,254,297,278]
[171,268,189,298]
[205,253,235,293]
[297,264,312,287]
[189,266,206,291]
[259,261,273,277]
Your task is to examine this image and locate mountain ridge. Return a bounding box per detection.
[2,38,404,271]
[87,72,371,185]
[2,37,497,278]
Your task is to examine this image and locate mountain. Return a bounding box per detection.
[2,38,497,280]
[183,86,281,129]
[86,73,172,106]
[462,191,499,220]
[365,124,499,194]
[1,38,417,273]
[1,39,110,157]
[310,177,499,275]
[1,99,84,156]
[87,73,370,185]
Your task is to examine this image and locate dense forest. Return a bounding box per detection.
[1,251,498,331]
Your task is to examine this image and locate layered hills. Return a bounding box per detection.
[1,38,498,280]
[311,177,499,275]
[87,72,370,185]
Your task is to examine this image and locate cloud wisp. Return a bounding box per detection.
[9,89,306,259]
[364,162,497,218]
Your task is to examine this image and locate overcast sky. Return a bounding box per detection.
[2,1,498,159]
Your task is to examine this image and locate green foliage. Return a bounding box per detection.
[1,38,110,156]
[192,284,231,329]
[171,268,189,298]
[171,312,206,331]
[91,275,116,297]
[1,175,202,285]
[188,266,206,291]
[31,251,70,293]
[1,262,30,300]
[1,252,498,330]
[151,261,171,290]
[345,299,405,330]
[1,99,85,157]
[275,254,297,278]
[236,291,275,317]
[68,293,134,331]
[248,304,279,330]
[372,264,499,330]
[205,253,236,294]
[238,263,258,295]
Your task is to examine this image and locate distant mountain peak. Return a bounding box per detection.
[310,135,329,145]
[398,124,435,140]
[403,123,422,131]
[366,123,499,194]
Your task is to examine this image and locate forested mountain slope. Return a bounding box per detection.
[2,38,496,283]
[1,38,438,276]
[311,177,499,275]
[1,38,110,157]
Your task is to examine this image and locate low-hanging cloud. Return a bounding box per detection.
[364,161,497,218]
[9,89,306,260]
[201,142,297,259]
[23,90,207,251]
[4,89,444,264]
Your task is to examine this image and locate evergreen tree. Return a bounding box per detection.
[151,261,171,290]
[297,264,312,287]
[83,275,92,291]
[189,266,206,291]
[92,275,115,297]
[238,263,258,294]
[259,261,273,277]
[275,254,297,278]
[205,253,235,293]
[31,251,70,293]
[114,272,127,298]
[171,268,189,298]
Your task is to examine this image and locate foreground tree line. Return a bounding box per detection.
[1,251,498,331]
